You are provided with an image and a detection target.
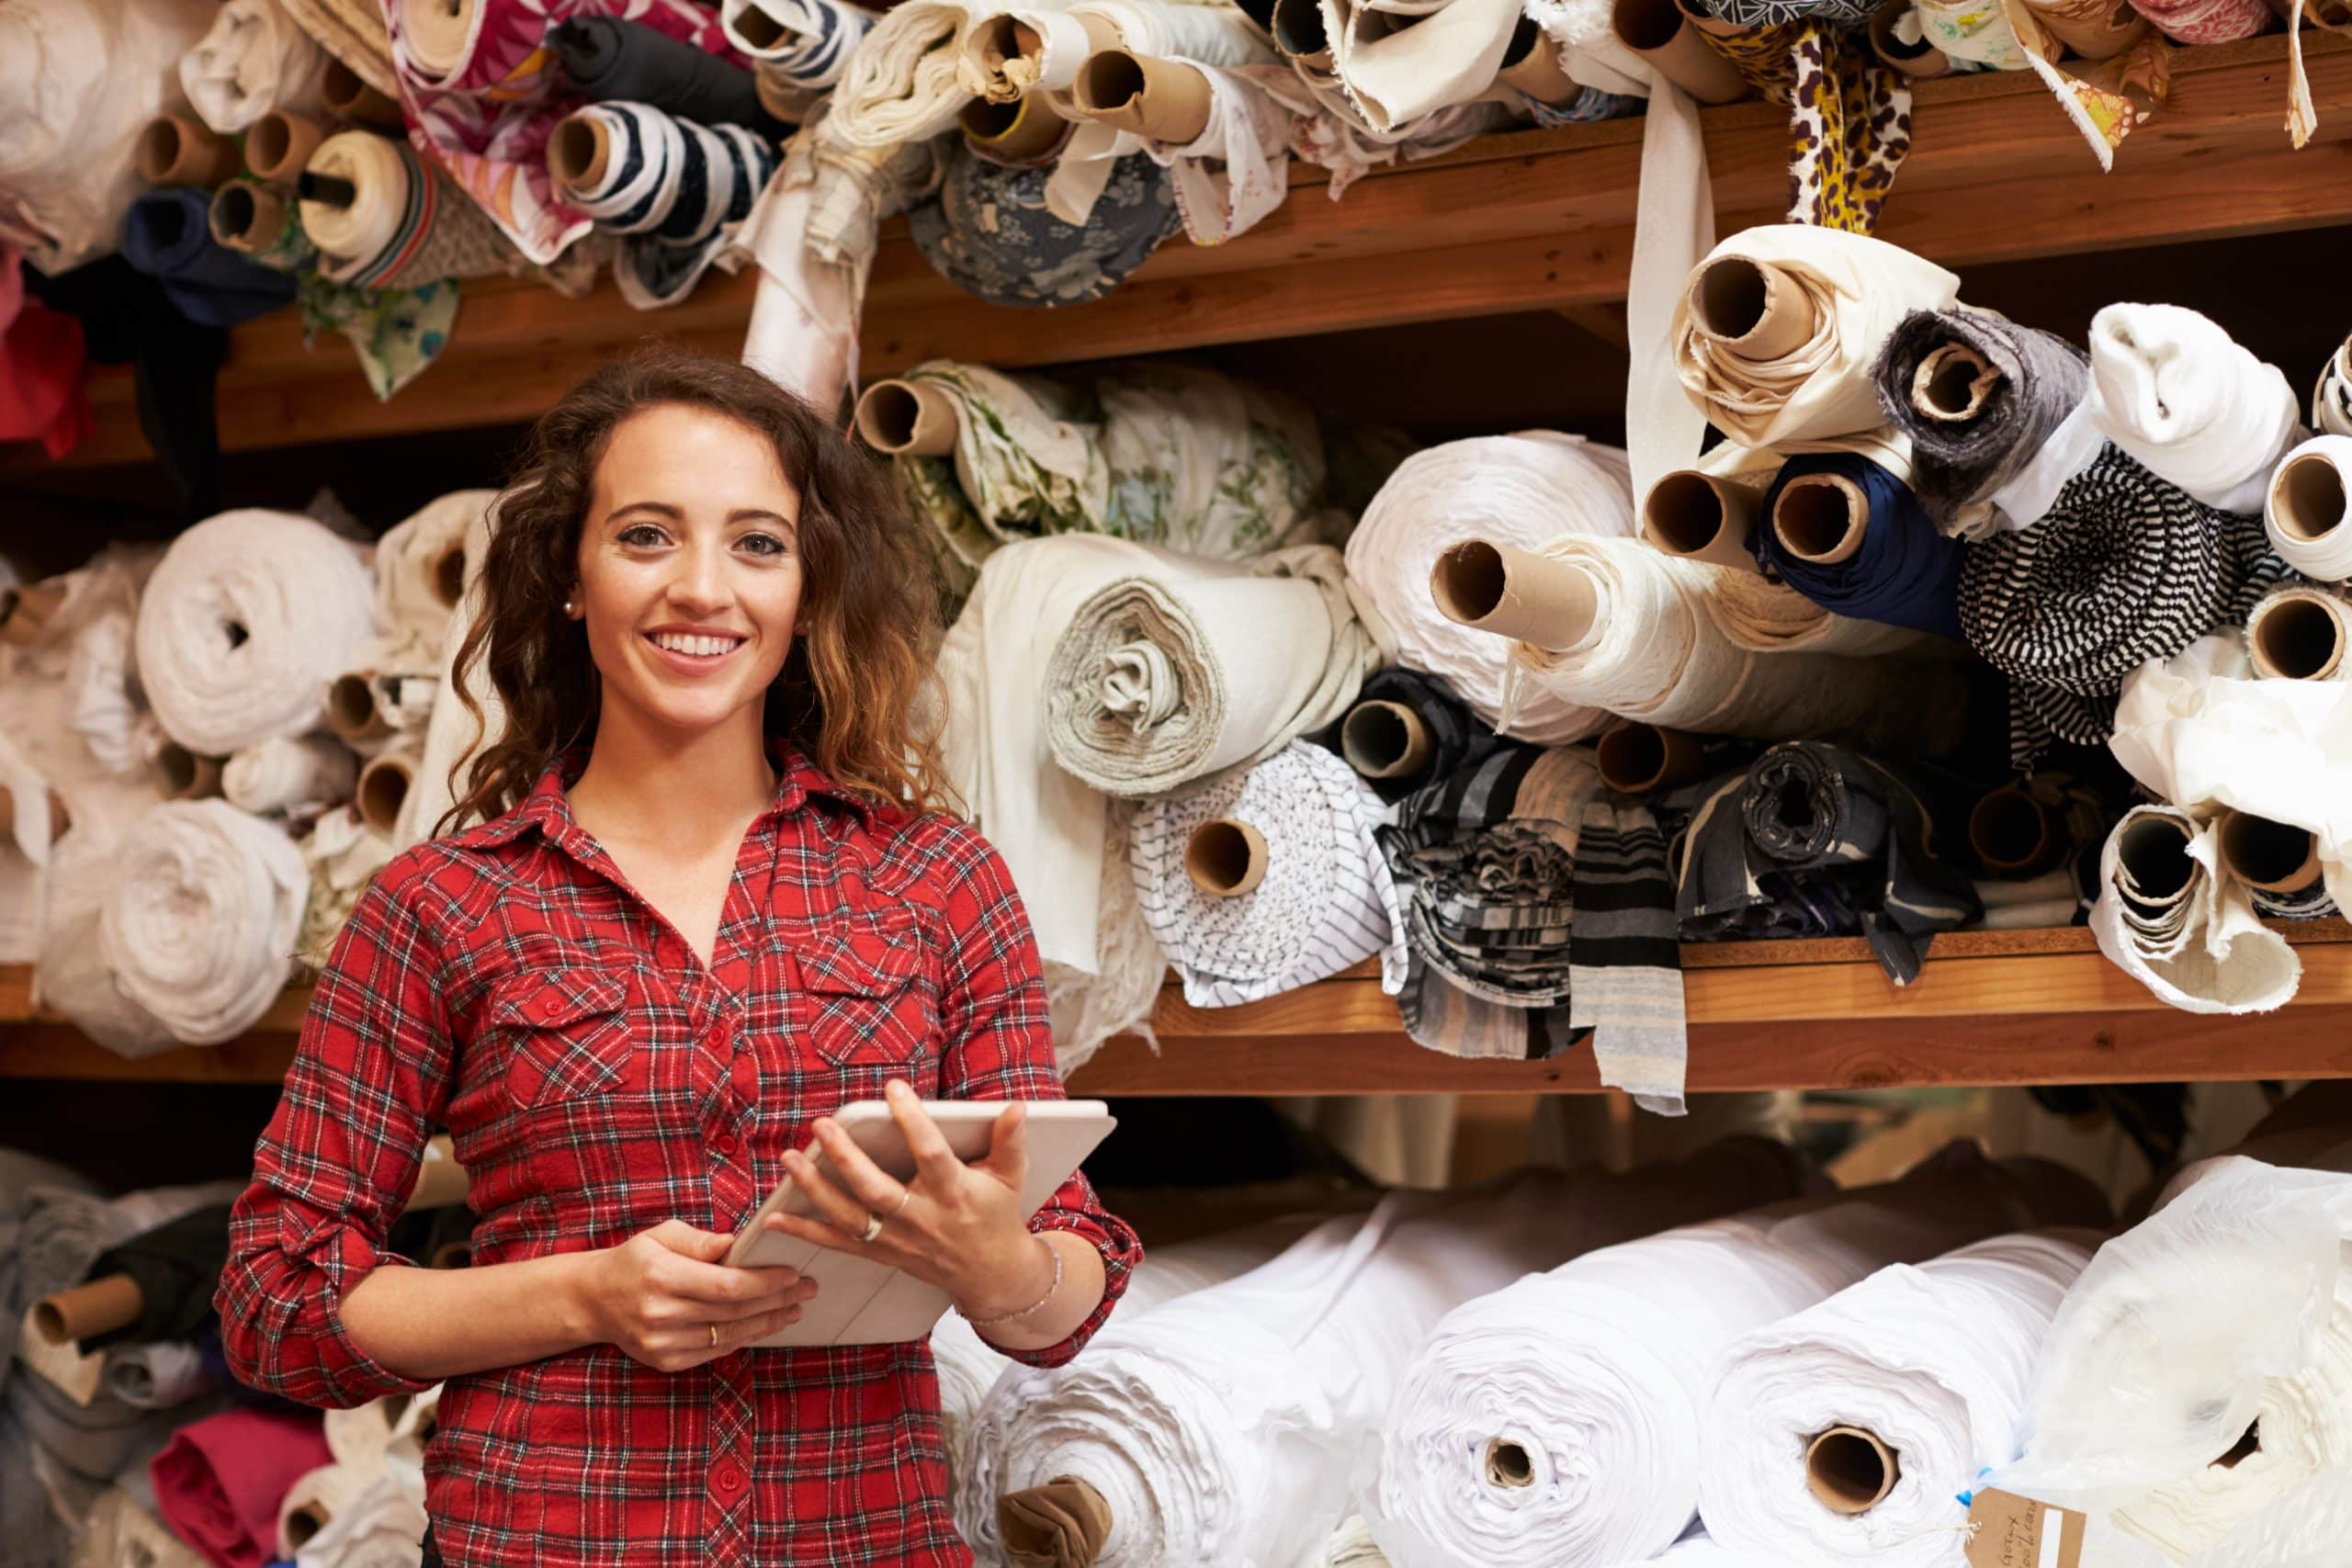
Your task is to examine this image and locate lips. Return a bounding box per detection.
[641,630,747,671]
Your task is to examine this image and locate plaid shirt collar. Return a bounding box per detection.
[461,735,875,856]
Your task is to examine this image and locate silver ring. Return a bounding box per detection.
[860,1211,886,1244]
[893,1187,915,1217]
[708,1322,720,1350]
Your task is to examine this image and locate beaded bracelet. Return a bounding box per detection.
[960,1236,1063,1328]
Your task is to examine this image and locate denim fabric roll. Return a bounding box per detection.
[1755,452,1966,641]
[549,17,778,130]
[119,188,298,328]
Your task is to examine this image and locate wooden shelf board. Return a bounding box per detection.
[7,926,2346,1093]
[12,34,2349,468]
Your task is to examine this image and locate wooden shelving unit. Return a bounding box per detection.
[13,32,2352,469]
[7,923,2348,1095]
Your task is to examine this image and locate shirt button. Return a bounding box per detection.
[715,1134,740,1156]
[538,993,562,1019]
[716,1464,744,1495]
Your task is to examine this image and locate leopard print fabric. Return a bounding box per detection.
[1699,20,1914,234]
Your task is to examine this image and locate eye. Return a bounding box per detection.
[616,523,669,547]
[738,531,793,558]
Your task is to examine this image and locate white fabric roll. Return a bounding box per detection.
[1606,1534,1789,1567]
[324,1385,441,1472]
[98,799,309,1045]
[1996,1149,2352,1566]
[368,491,492,676]
[2088,802,2301,1016]
[36,826,172,1055]
[278,1462,368,1562]
[224,736,359,818]
[959,1142,1813,1566]
[1128,739,1407,1006]
[2086,304,2303,516]
[1696,1230,2099,1566]
[299,805,397,967]
[1344,434,1637,744]
[1044,543,1393,797]
[292,1471,430,1568]
[2263,434,2352,582]
[830,2,974,148]
[1500,537,1967,755]
[1330,0,1521,131]
[1359,1145,2107,1568]
[1670,226,1962,450]
[136,509,377,757]
[179,0,327,133]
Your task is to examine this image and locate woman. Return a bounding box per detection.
[216,350,1139,1566]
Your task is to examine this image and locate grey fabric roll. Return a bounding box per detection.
[1874,310,2090,532]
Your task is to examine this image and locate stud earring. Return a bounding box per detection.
[562,597,577,617]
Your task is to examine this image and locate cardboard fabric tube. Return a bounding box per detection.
[2119,813,2197,908]
[0,579,67,646]
[1612,0,1748,103]
[1869,0,1952,78]
[0,784,72,841]
[1185,818,1269,897]
[1341,700,1434,780]
[322,62,405,129]
[2218,810,2324,896]
[1430,539,1600,650]
[1969,785,2057,875]
[1272,0,1332,62]
[730,0,804,51]
[137,115,243,188]
[1806,1427,1901,1515]
[1497,23,1589,105]
[154,743,224,801]
[2248,592,2348,681]
[1596,723,1708,794]
[998,1474,1114,1568]
[1772,473,1869,565]
[1645,469,1763,572]
[31,1274,144,1347]
[430,1240,475,1269]
[1485,1438,1537,1489]
[1071,51,1214,141]
[1688,256,1821,362]
[548,113,615,193]
[1912,343,2001,423]
[326,672,390,742]
[247,112,327,185]
[209,181,292,253]
[2269,450,2348,547]
[960,95,1073,165]
[855,379,960,457]
[358,752,415,834]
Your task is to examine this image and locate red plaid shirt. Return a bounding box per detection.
[216,741,1139,1567]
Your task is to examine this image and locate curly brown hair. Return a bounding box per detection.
[441,348,948,833]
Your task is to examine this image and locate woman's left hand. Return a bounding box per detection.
[765,1079,1055,1320]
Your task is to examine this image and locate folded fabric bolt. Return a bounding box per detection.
[962,1146,1812,1567]
[1358,1145,2106,1568]
[136,509,375,756]
[552,102,778,309]
[100,800,311,1045]
[1129,740,1407,1007]
[1958,445,2294,766]
[151,1407,334,1568]
[1871,309,2091,535]
[910,143,1181,308]
[180,0,328,133]
[2088,804,2300,1015]
[1375,744,1601,1061]
[120,189,300,329]
[722,0,877,94]
[1697,1229,2098,1566]
[2264,434,2352,582]
[1676,741,1982,985]
[1044,542,1392,797]
[1754,452,1965,639]
[1672,225,1962,448]
[550,16,775,129]
[1314,665,1503,805]
[2086,303,2304,516]
[1345,434,1638,744]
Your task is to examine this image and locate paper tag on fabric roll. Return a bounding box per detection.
[1965,1489,2086,1568]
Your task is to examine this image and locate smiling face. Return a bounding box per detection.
[570,402,804,740]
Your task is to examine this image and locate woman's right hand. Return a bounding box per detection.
[576,1220,816,1371]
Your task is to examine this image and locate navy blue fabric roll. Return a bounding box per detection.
[910,146,1179,310]
[120,189,297,329]
[1755,451,1967,642]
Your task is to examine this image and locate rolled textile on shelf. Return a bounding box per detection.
[2246,584,2351,680]
[1117,59,1300,246]
[323,1384,442,1473]
[960,2,1110,103]
[1974,866,2083,930]
[300,130,527,289]
[153,1408,337,1568]
[831,1,978,148]
[356,747,420,835]
[37,829,173,1055]
[961,94,1075,167]
[2312,333,2352,438]
[105,1339,215,1410]
[1358,1144,2107,1568]
[550,16,775,129]
[2264,434,2352,581]
[1957,446,2294,765]
[99,798,310,1044]
[1129,740,1407,1006]
[1677,741,1982,984]
[277,1461,367,1560]
[2219,810,2338,920]
[291,1469,432,1568]
[1696,1229,2098,1565]
[249,109,330,186]
[1043,543,1392,797]
[2088,804,2299,1015]
[1671,225,1962,449]
[137,114,246,188]
[1871,309,2091,536]
[2126,0,2268,41]
[369,490,492,675]
[391,498,500,851]
[911,141,1181,306]
[1345,434,1637,745]
[121,188,301,328]
[1614,0,1750,102]
[223,736,359,818]
[546,102,778,308]
[722,0,877,93]
[1326,0,1526,132]
[209,180,302,263]
[1754,452,1965,639]
[961,1143,1815,1567]
[1322,666,1500,804]
[180,0,329,134]
[2086,304,2303,516]
[136,509,375,757]
[320,61,404,128]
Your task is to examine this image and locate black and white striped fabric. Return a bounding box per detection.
[1566,798,1687,1115]
[1957,444,2297,765]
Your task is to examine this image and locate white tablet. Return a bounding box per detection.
[726,1098,1116,1347]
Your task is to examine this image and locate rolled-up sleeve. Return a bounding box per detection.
[931,826,1142,1369]
[215,857,455,1407]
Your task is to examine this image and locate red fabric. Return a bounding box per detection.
[0,247,92,459]
[218,739,1139,1568]
[149,1408,334,1568]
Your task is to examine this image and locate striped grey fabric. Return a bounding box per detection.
[1566,798,1687,1115]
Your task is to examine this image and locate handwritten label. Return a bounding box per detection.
[1965,1488,2086,1568]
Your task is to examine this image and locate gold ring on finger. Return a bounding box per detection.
[709,1322,720,1350]
[893,1187,915,1217]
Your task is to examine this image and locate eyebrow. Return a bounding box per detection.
[605,502,797,530]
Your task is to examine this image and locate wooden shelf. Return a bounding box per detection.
[7,923,2348,1095]
[14,33,2352,469]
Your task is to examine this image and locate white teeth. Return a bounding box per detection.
[650,632,741,658]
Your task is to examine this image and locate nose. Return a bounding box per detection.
[666,535,732,616]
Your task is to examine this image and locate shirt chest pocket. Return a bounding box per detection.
[489,968,635,1108]
[793,910,939,1068]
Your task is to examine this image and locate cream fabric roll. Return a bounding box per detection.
[224,736,359,818]
[277,1462,368,1562]
[324,1385,441,1472]
[391,501,499,850]
[136,509,377,757]
[1670,227,1962,450]
[99,799,309,1044]
[2264,434,2352,582]
[1358,1146,2107,1568]
[1344,434,1637,744]
[1330,0,1522,131]
[2085,304,2304,517]
[179,0,328,133]
[292,1470,431,1568]
[299,805,397,966]
[831,2,977,148]
[368,491,493,676]
[1044,543,1393,797]
[2088,803,2300,1016]
[1696,1230,2099,1566]
[1136,62,1298,245]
